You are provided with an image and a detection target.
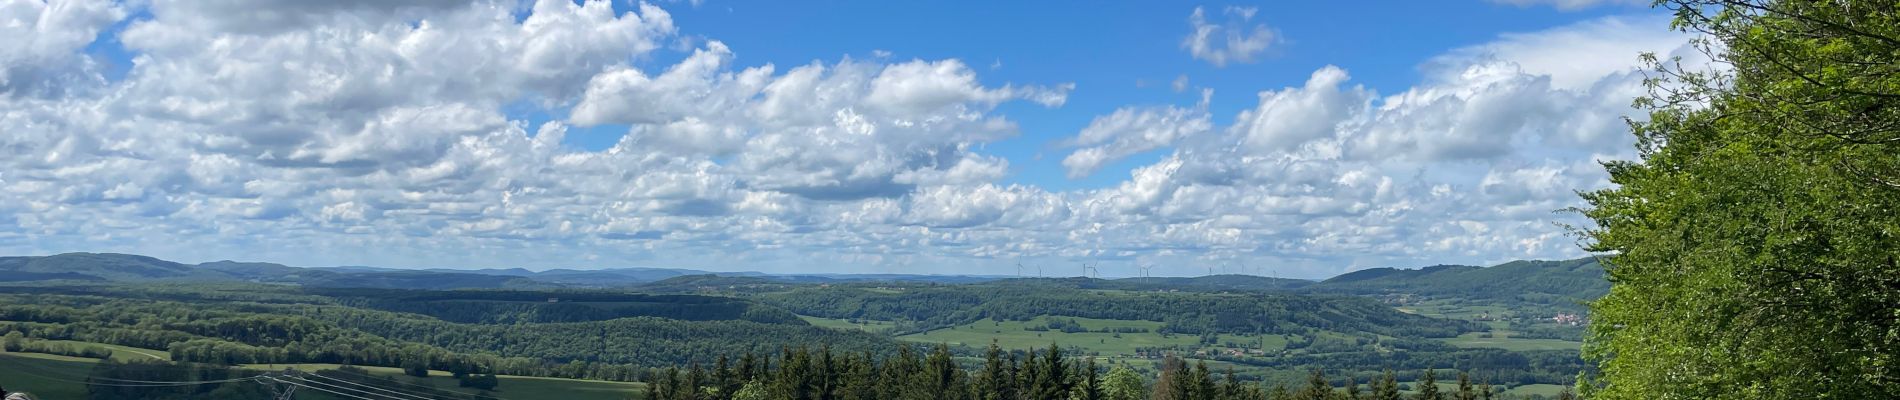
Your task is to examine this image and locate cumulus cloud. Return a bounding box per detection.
[0,0,125,97]
[0,2,1692,277]
[1182,6,1277,67]
[1062,106,1212,178]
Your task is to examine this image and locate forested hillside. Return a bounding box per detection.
[1309,259,1607,306]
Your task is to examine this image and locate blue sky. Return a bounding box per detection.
[0,0,1694,278]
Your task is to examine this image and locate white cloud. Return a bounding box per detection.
[0,3,1693,277]
[1182,6,1277,67]
[1061,106,1211,178]
[0,0,125,97]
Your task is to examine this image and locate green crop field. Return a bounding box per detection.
[899,316,1198,355]
[242,363,648,400]
[0,352,98,400]
[799,315,896,334]
[0,343,644,400]
[1441,332,1582,351]
[29,339,172,362]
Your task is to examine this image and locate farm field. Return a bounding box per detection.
[1441,332,1583,352]
[240,363,648,400]
[897,316,1200,355]
[0,343,645,400]
[798,315,896,334]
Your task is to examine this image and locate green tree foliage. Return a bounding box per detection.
[1371,370,1400,400]
[1413,370,1438,400]
[1101,365,1146,400]
[1580,0,1900,398]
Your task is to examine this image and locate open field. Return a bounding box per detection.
[28,339,172,361]
[799,315,897,334]
[243,362,647,400]
[1442,332,1582,352]
[898,316,1202,355]
[0,352,98,400]
[1,343,644,400]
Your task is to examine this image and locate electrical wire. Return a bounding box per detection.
[278,374,414,400]
[324,368,513,400]
[260,375,381,400]
[291,371,438,400]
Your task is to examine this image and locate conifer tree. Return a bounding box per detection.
[1414,370,1439,400]
[1028,345,1072,400]
[713,355,738,400]
[977,342,1016,400]
[1454,371,1473,400]
[1372,370,1400,400]
[1073,358,1103,400]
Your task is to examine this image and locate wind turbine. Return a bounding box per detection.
[1016,262,1026,278]
[1137,264,1154,278]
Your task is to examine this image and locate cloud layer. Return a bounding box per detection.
[0,1,1692,277]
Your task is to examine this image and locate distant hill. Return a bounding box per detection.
[1305,258,1609,305]
[0,253,212,281]
[0,253,1609,301]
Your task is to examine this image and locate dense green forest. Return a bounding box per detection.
[1575,0,1900,398]
[757,284,1479,337]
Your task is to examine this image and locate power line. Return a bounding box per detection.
[0,358,258,387]
[324,368,512,400]
[296,370,439,400]
[279,374,413,400]
[259,375,383,400]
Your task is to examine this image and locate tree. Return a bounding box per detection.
[1580,1,1900,399]
[1101,365,1145,400]
[1073,358,1103,400]
[977,342,1017,400]
[731,381,769,400]
[2,331,21,352]
[1413,370,1438,400]
[1296,369,1333,400]
[1372,370,1400,400]
[1453,371,1473,400]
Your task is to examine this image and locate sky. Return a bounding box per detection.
[0,0,1700,278]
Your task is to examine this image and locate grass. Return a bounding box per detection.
[899,316,1202,356]
[1442,332,1582,352]
[1503,383,1571,397]
[0,352,97,400]
[1,339,643,400]
[243,363,647,400]
[799,315,896,334]
[30,339,171,361]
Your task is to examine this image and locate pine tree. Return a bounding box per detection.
[1296,369,1332,400]
[1414,370,1439,400]
[1073,357,1103,400]
[977,342,1016,400]
[1372,370,1400,400]
[1475,380,1493,400]
[1028,345,1072,400]
[921,344,965,400]
[1219,367,1244,400]
[683,363,705,400]
[1454,372,1474,400]
[1344,376,1361,400]
[713,355,738,400]
[1267,382,1292,400]
[836,352,878,400]
[1189,361,1216,400]
[1151,356,1188,400]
